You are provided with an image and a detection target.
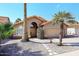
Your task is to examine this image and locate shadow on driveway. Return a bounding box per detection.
[0,43,43,56]
[0,39,11,44]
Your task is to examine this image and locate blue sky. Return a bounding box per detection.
[0,3,79,23]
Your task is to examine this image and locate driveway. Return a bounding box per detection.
[0,38,79,56]
[0,39,48,56]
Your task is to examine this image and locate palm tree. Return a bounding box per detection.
[53,11,74,46]
[22,3,29,41]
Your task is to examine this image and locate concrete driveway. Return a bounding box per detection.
[0,37,79,56]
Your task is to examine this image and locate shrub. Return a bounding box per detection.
[0,23,14,40]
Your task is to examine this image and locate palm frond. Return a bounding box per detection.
[52,11,74,24]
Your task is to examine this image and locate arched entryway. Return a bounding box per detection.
[30,22,38,38]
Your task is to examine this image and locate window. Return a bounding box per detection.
[15,26,24,36]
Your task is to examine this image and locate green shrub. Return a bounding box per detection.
[0,23,14,40]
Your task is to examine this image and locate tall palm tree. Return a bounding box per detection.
[53,11,74,46]
[22,3,29,41]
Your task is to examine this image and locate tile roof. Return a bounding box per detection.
[0,16,10,24]
[14,16,47,26]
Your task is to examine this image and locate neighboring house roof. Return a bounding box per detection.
[0,16,10,24]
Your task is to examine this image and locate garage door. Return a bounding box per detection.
[67,28,75,35]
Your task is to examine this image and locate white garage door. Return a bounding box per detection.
[67,28,75,35]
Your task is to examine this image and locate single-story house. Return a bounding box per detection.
[13,16,69,39]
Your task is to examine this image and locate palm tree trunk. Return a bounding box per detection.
[22,3,29,42]
[59,22,64,46]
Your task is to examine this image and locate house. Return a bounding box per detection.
[13,16,69,39]
[0,16,10,24]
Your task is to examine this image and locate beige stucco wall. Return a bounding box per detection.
[43,23,60,38]
[44,28,60,38]
[43,23,67,38]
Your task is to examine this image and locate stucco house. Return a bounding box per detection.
[13,16,69,39]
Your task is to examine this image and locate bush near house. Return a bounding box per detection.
[0,23,15,41]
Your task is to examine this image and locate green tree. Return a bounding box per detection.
[0,24,5,41]
[53,11,74,46]
[4,23,13,31]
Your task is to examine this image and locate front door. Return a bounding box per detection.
[30,27,37,37]
[30,22,38,38]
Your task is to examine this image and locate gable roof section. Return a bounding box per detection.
[27,16,47,22]
[13,16,47,26]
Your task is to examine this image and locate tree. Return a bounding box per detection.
[0,23,15,43]
[53,11,74,46]
[4,23,13,31]
[0,24,5,42]
[22,3,29,42]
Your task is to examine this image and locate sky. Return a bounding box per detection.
[0,3,79,23]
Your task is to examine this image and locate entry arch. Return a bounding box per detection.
[30,22,38,38]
